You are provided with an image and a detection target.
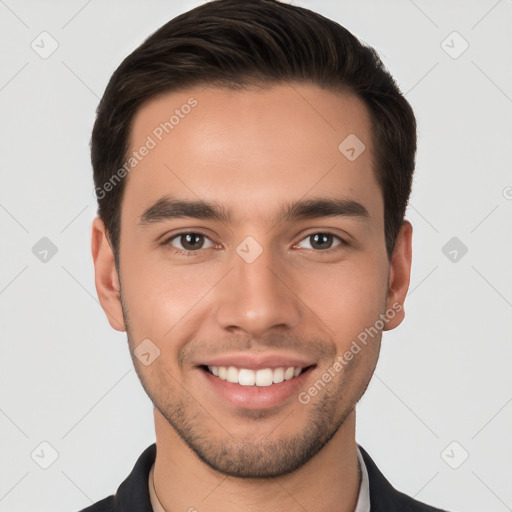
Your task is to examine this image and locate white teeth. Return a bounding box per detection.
[284,367,295,380]
[272,367,284,384]
[207,365,303,386]
[226,366,239,383]
[238,368,255,386]
[255,368,273,386]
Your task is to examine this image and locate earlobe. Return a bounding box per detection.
[91,216,126,332]
[384,220,413,331]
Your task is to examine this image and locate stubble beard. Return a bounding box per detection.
[120,293,378,479]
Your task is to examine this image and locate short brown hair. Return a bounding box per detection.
[91,0,417,268]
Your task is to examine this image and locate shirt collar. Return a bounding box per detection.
[355,444,371,512]
[148,445,370,511]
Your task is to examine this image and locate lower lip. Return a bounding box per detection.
[199,367,313,410]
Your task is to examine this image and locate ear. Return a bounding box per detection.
[383,220,413,330]
[91,216,126,332]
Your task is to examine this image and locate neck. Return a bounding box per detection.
[152,407,361,512]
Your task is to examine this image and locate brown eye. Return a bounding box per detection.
[297,232,344,251]
[167,232,214,252]
[181,233,204,250]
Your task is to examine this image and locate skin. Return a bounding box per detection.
[91,83,412,512]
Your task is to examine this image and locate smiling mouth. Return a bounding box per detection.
[201,365,314,387]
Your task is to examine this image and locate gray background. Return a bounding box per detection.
[1,1,511,511]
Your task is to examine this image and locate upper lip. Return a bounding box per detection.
[197,352,316,371]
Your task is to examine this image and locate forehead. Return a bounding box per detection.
[122,83,380,225]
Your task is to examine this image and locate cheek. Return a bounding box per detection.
[296,258,389,343]
[120,251,220,340]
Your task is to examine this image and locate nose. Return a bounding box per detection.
[212,241,302,338]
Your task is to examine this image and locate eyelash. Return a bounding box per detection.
[161,231,348,256]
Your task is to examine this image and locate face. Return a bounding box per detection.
[92,83,412,478]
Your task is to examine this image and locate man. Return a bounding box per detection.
[84,0,449,510]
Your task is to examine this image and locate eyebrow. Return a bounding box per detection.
[137,195,370,227]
